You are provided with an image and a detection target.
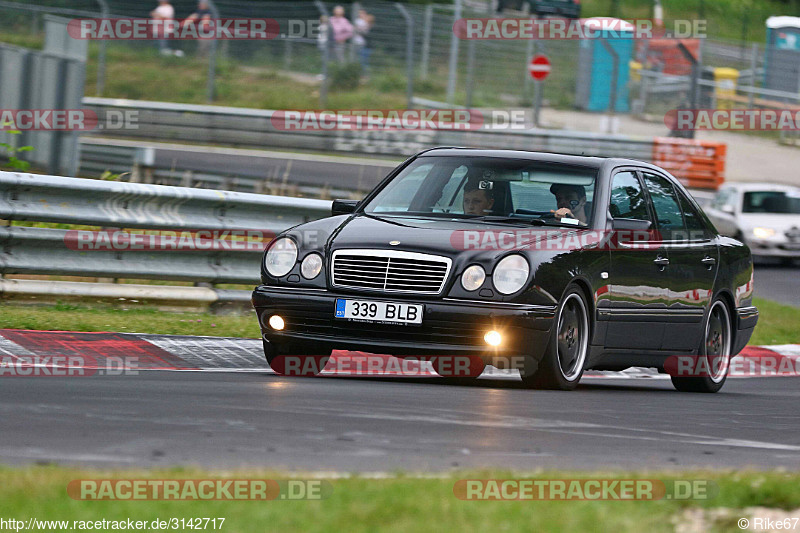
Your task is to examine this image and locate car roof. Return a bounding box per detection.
[416,147,658,172]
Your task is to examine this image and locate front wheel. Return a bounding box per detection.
[671,299,732,393]
[521,286,590,390]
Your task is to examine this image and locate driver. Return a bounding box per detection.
[463,179,495,215]
[550,183,588,225]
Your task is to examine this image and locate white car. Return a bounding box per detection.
[705,183,800,264]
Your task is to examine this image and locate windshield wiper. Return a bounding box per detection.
[473,216,584,228]
[364,212,585,228]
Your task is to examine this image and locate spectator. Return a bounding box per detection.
[150,0,178,56]
[329,5,353,63]
[352,9,374,72]
[182,0,214,56]
[317,15,329,52]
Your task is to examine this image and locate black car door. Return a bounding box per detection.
[601,169,668,351]
[641,172,718,352]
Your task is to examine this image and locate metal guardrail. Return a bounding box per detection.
[82,97,656,161]
[77,137,397,197]
[0,171,330,230]
[0,171,332,287]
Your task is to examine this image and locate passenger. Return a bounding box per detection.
[463,179,495,216]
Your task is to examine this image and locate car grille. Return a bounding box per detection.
[331,250,451,294]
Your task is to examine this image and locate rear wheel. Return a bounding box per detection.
[263,339,330,376]
[671,299,732,393]
[521,287,589,390]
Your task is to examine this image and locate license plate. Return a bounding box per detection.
[334,299,423,325]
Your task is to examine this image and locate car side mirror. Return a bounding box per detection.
[332,199,359,216]
[610,218,652,231]
[721,204,735,215]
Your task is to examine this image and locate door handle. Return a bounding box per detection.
[654,256,669,269]
[701,256,717,269]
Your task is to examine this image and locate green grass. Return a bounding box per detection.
[747,297,800,346]
[0,296,796,345]
[578,0,793,43]
[0,467,799,532]
[82,44,444,109]
[0,302,261,338]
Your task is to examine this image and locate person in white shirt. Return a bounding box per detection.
[151,0,177,55]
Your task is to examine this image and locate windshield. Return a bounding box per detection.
[363,156,597,226]
[742,191,800,214]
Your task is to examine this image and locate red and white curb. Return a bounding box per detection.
[0,329,798,380]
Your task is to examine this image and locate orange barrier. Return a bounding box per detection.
[652,138,726,190]
[636,38,700,76]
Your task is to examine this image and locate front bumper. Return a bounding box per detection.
[252,285,556,362]
[747,238,800,258]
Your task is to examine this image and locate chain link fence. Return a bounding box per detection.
[1,0,799,137]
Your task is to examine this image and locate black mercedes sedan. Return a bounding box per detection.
[252,148,758,392]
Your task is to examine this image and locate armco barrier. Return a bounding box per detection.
[652,138,727,190]
[0,171,330,231]
[0,172,332,287]
[81,98,656,161]
[78,98,731,190]
[77,137,398,197]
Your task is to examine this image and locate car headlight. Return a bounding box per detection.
[461,265,486,291]
[265,237,298,277]
[752,227,776,239]
[493,255,530,295]
[301,253,324,279]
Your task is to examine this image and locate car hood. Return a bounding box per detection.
[327,214,579,257]
[738,213,800,232]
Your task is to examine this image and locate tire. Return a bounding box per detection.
[521,286,590,390]
[263,339,330,376]
[671,298,732,393]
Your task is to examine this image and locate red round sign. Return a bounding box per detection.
[528,55,551,81]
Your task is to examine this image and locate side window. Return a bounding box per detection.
[609,171,650,221]
[677,189,713,240]
[642,172,685,239]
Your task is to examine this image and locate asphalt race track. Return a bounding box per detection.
[754,264,800,307]
[2,368,799,471]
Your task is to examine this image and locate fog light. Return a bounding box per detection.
[484,330,502,347]
[268,315,285,330]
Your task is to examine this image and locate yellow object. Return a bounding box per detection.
[268,315,285,330]
[484,330,502,347]
[714,67,739,110]
[629,60,642,83]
